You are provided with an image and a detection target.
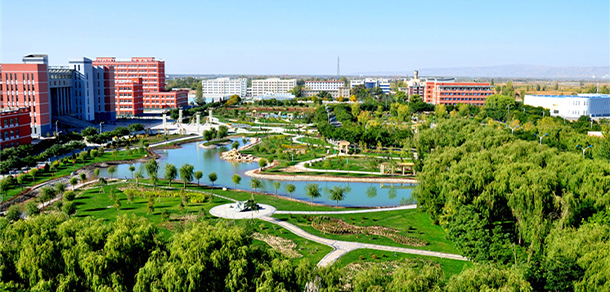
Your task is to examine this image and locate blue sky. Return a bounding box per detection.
[1,0,608,75]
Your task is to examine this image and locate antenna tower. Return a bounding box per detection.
[337,57,340,77]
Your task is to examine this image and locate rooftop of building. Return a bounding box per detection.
[23,54,48,58]
[1,107,30,113]
[305,80,344,83]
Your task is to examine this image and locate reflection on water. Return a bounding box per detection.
[99,140,414,207]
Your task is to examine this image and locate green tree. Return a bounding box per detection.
[195,82,203,98]
[80,173,87,183]
[55,182,66,195]
[329,185,347,207]
[94,168,100,178]
[29,168,38,183]
[179,163,194,189]
[208,172,217,186]
[0,178,11,202]
[164,163,177,187]
[24,201,40,216]
[69,177,79,190]
[232,174,241,189]
[446,264,532,292]
[258,158,268,170]
[16,173,26,191]
[194,170,203,185]
[108,166,117,179]
[435,104,447,119]
[146,158,159,189]
[6,204,22,221]
[250,178,262,192]
[286,183,296,199]
[273,181,281,195]
[147,196,155,214]
[128,165,136,179]
[231,140,240,150]
[306,183,321,204]
[114,197,121,210]
[134,170,143,187]
[217,125,229,139]
[62,201,76,217]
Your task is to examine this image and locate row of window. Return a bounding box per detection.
[441,102,485,106]
[440,92,492,96]
[2,129,20,140]
[440,97,486,101]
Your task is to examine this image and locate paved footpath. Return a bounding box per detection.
[259,216,468,267]
[274,204,416,215]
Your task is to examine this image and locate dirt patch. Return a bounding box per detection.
[252,232,302,258]
[311,216,427,247]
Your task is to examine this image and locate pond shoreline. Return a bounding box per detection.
[244,168,418,184]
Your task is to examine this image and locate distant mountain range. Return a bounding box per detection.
[353,65,610,79]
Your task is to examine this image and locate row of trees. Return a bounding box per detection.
[414,118,610,291]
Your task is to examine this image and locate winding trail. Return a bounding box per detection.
[258,216,468,266]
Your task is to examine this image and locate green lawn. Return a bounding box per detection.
[297,137,334,147]
[335,249,471,279]
[133,179,359,212]
[272,209,459,254]
[73,182,331,264]
[3,149,146,201]
[309,156,381,172]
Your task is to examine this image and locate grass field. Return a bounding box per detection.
[309,156,381,172]
[297,137,334,147]
[72,182,332,263]
[335,249,471,279]
[272,209,458,254]
[3,149,146,201]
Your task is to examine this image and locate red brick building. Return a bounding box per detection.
[424,81,494,106]
[115,78,143,117]
[0,107,32,149]
[93,57,187,113]
[0,55,52,136]
[143,90,188,110]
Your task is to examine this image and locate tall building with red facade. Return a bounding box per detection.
[0,108,32,149]
[0,55,52,136]
[93,57,188,113]
[115,78,143,117]
[407,71,493,106]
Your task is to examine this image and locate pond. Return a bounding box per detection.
[99,140,414,207]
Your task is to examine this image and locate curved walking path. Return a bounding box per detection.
[274,204,416,214]
[259,216,468,266]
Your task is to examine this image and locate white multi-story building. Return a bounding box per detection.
[304,81,345,91]
[201,77,247,101]
[524,94,610,120]
[350,78,391,94]
[303,81,348,99]
[251,78,296,97]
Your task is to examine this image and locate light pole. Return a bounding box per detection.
[576,145,593,157]
[507,124,520,135]
[507,104,511,115]
[536,133,549,145]
[55,121,59,138]
[99,122,104,134]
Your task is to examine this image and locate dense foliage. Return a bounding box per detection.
[415,118,610,291]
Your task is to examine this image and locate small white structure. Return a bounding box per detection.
[524,94,610,120]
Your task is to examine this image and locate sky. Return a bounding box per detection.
[1,0,609,75]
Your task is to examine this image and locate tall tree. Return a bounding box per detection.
[194,171,203,185]
[164,163,177,187]
[145,159,159,189]
[232,174,241,189]
[306,183,321,204]
[208,172,217,186]
[179,164,194,189]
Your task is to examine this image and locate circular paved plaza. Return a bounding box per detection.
[209,203,276,219]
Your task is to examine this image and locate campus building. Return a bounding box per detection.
[93,57,187,112]
[0,107,32,149]
[202,77,247,101]
[407,71,493,105]
[350,78,391,94]
[251,78,297,97]
[302,81,348,99]
[0,54,52,136]
[115,78,144,117]
[524,94,610,120]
